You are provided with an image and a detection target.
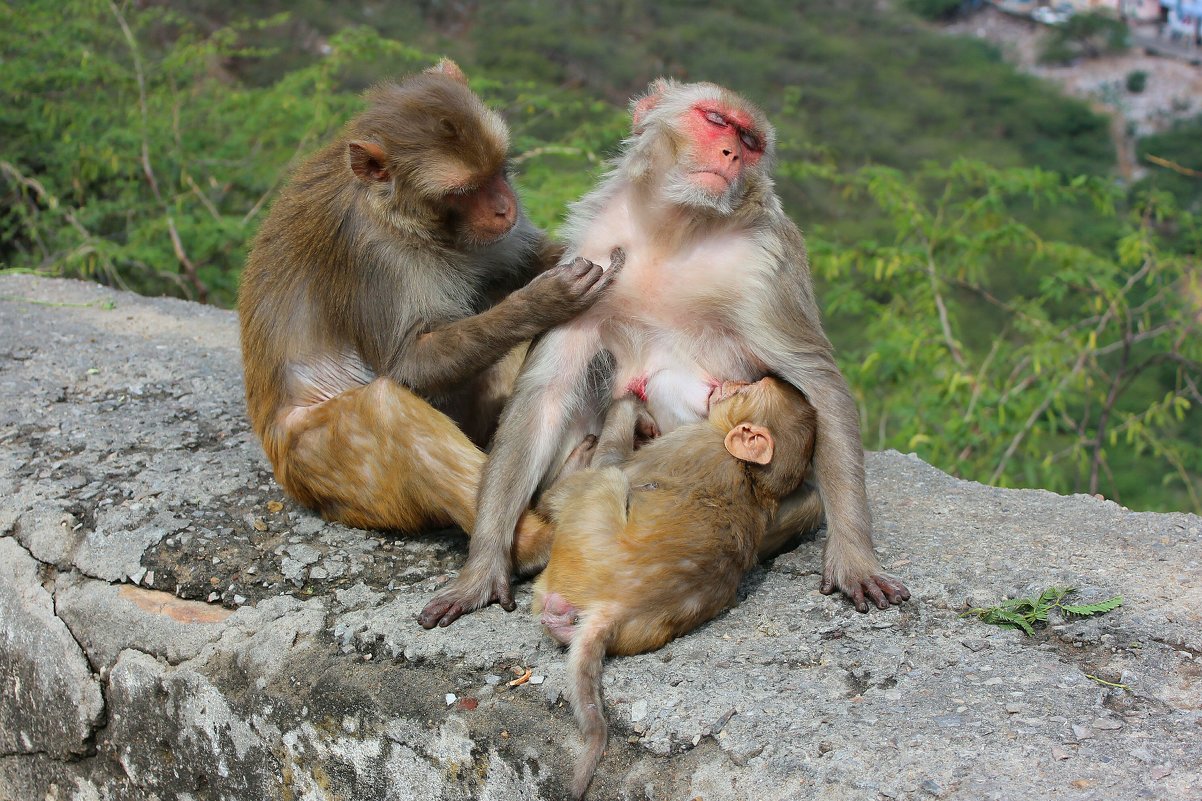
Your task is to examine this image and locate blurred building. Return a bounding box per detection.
[1161,0,1202,42]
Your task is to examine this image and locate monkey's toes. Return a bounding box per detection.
[875,575,910,604]
[417,597,459,629]
[823,571,909,613]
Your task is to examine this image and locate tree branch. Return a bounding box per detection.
[110,1,207,303]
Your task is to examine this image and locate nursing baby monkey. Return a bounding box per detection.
[532,377,817,799]
[423,77,910,627]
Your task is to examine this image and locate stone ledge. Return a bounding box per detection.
[1,275,1199,800]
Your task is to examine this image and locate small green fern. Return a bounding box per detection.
[961,587,1123,636]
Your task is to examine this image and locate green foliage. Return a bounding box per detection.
[789,160,1202,510]
[0,1,426,305]
[1135,115,1202,213]
[962,587,1123,635]
[902,0,968,21]
[1039,12,1130,65]
[1125,69,1148,94]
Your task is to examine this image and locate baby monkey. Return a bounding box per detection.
[531,376,817,799]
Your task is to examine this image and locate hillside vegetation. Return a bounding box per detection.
[1,0,1198,512]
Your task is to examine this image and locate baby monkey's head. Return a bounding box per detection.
[707,376,817,498]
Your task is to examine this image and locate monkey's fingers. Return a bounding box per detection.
[873,575,911,605]
[608,246,627,272]
[565,256,600,279]
[556,257,608,298]
[635,409,660,441]
[581,252,625,300]
[863,580,889,610]
[821,569,909,613]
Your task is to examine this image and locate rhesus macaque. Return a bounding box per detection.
[532,377,818,799]
[421,78,908,628]
[238,60,620,536]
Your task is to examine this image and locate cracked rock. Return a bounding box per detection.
[0,537,105,756]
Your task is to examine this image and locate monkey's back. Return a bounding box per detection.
[539,436,771,657]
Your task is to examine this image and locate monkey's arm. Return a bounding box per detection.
[742,280,909,613]
[390,254,621,394]
[418,323,605,628]
[590,395,643,469]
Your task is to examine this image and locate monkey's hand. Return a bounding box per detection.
[821,561,910,613]
[519,251,624,326]
[418,562,514,628]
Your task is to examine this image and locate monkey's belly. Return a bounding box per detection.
[608,338,759,433]
[638,369,713,433]
[620,362,757,434]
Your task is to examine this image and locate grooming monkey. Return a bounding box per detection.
[531,377,817,799]
[421,78,909,627]
[239,60,620,535]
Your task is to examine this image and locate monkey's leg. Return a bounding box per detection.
[759,480,825,560]
[512,510,556,577]
[276,378,483,532]
[458,342,529,448]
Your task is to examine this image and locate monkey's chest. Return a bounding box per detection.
[600,313,759,433]
[582,234,770,431]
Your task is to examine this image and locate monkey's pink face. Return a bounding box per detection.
[445,171,518,247]
[683,105,765,197]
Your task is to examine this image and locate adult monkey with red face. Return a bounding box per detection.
[239,60,619,537]
[420,78,909,628]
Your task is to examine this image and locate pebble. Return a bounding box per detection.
[1071,724,1094,740]
[631,700,648,723]
[445,693,456,706]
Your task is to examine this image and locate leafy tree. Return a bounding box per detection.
[1135,115,1202,214]
[1039,11,1130,65]
[902,0,971,22]
[0,1,426,306]
[786,159,1202,511]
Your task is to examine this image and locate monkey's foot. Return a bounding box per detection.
[821,570,910,614]
[564,434,598,473]
[538,591,580,645]
[418,567,514,628]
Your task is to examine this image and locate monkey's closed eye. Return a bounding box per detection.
[739,131,761,151]
[703,110,726,127]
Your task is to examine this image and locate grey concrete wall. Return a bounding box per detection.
[1,275,1198,800]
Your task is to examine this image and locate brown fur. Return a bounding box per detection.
[238,61,618,546]
[421,78,909,629]
[530,378,816,798]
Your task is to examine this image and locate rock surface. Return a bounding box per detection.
[1,275,1199,800]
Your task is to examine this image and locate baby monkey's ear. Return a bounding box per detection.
[724,423,774,465]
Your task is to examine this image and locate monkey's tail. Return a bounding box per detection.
[566,610,613,800]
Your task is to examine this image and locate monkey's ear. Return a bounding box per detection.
[724,424,774,465]
[631,78,670,130]
[348,141,391,183]
[426,58,468,84]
